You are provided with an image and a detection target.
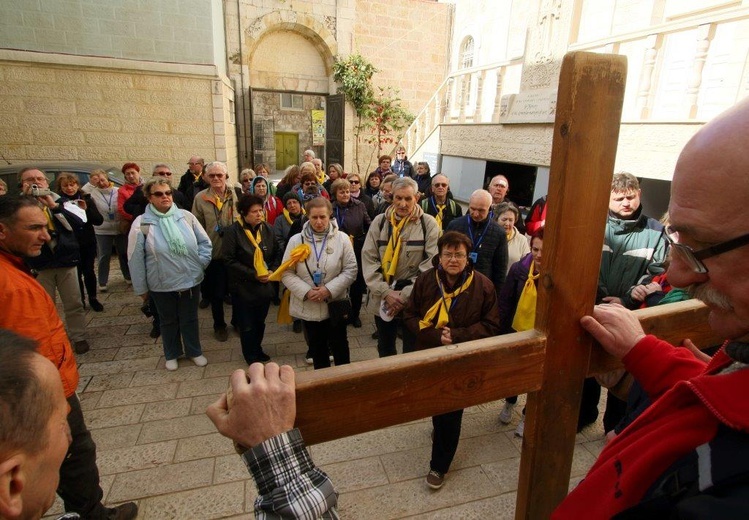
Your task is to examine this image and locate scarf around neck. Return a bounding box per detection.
[419,269,474,329]
[150,203,187,256]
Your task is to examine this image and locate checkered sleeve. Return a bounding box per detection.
[243,428,339,520]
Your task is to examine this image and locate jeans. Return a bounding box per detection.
[431,409,464,474]
[95,233,130,285]
[204,259,229,330]
[58,394,109,518]
[150,285,202,360]
[233,295,270,363]
[37,267,87,343]
[303,318,350,369]
[374,315,415,357]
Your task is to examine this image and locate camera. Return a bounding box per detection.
[30,184,52,197]
[140,301,154,318]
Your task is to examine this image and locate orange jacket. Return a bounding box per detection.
[0,250,80,397]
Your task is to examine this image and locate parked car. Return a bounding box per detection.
[0,162,125,195]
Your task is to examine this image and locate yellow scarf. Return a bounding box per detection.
[419,270,474,330]
[435,204,446,230]
[242,226,269,277]
[268,243,311,282]
[512,261,540,331]
[282,208,304,225]
[43,207,55,231]
[506,227,515,241]
[381,212,409,283]
[316,171,325,185]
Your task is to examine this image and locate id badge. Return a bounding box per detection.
[108,212,115,220]
[469,252,478,263]
[313,271,323,286]
[214,224,221,233]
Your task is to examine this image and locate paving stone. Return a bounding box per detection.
[97,383,178,408]
[91,424,143,450]
[84,403,145,429]
[77,375,92,393]
[100,474,116,502]
[174,432,235,462]
[322,455,390,493]
[175,376,227,398]
[138,414,216,444]
[129,366,204,387]
[213,454,251,484]
[75,347,119,363]
[141,398,193,422]
[114,343,163,360]
[202,360,246,379]
[189,394,220,415]
[409,491,517,519]
[79,390,102,411]
[107,459,214,502]
[97,440,177,475]
[481,456,521,495]
[139,481,245,519]
[85,372,136,392]
[125,323,154,335]
[77,357,160,377]
[570,443,598,478]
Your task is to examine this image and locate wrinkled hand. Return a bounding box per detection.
[305,287,328,303]
[206,363,296,449]
[680,338,712,364]
[630,282,660,302]
[601,296,623,306]
[580,303,646,359]
[384,290,405,316]
[440,327,452,345]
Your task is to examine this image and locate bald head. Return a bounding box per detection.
[488,175,509,203]
[468,189,492,222]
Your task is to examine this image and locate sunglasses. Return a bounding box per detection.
[156,171,173,176]
[151,191,173,197]
[433,183,448,188]
[350,180,360,185]
[207,174,224,179]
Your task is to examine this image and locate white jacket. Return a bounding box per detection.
[87,185,121,235]
[282,221,357,322]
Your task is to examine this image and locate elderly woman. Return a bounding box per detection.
[87,169,131,292]
[56,173,105,312]
[294,162,330,201]
[282,197,357,369]
[331,178,371,327]
[128,178,212,370]
[254,163,277,195]
[221,194,281,364]
[238,168,256,194]
[413,161,433,196]
[273,192,304,254]
[275,165,300,200]
[346,173,375,217]
[364,170,382,200]
[250,176,283,224]
[405,231,501,490]
[497,228,544,437]
[116,162,143,285]
[323,163,344,193]
[495,201,530,274]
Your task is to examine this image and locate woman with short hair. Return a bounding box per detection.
[275,165,300,200]
[495,201,530,274]
[128,178,213,370]
[250,176,283,225]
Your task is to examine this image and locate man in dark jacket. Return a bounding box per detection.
[421,174,462,232]
[393,146,414,178]
[446,189,508,297]
[178,155,208,211]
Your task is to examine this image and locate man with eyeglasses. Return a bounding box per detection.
[178,155,209,211]
[446,189,507,297]
[123,163,188,218]
[420,174,462,232]
[488,175,525,234]
[554,99,749,519]
[392,146,413,178]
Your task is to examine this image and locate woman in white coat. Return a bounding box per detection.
[282,197,357,369]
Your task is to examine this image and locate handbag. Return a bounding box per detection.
[327,298,352,327]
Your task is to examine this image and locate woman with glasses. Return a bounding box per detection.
[345,173,375,218]
[238,168,256,194]
[393,146,413,178]
[404,231,500,490]
[128,178,212,370]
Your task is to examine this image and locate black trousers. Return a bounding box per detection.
[374,315,415,357]
[77,241,98,303]
[234,295,270,363]
[431,409,464,474]
[303,318,350,369]
[578,377,602,430]
[58,394,108,518]
[204,259,229,330]
[349,268,366,321]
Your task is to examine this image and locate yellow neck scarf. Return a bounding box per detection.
[242,226,269,277]
[316,171,325,185]
[381,212,409,283]
[435,204,446,230]
[282,208,304,225]
[268,243,310,282]
[511,261,540,332]
[212,189,227,211]
[506,228,515,241]
[419,270,474,330]
[43,207,55,231]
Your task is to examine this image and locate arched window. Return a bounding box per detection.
[459,36,474,69]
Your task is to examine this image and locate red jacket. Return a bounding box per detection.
[553,336,749,518]
[0,250,80,397]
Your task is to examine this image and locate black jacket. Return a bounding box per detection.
[124,185,188,219]
[178,170,208,212]
[446,215,508,297]
[26,200,84,270]
[59,192,103,248]
[221,221,280,304]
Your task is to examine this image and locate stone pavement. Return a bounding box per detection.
[44,268,606,519]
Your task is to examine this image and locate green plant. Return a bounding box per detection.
[363,87,414,172]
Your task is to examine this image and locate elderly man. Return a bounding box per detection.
[420,174,462,232]
[554,99,749,518]
[488,175,525,234]
[18,167,89,354]
[362,176,439,356]
[0,196,137,520]
[178,155,209,211]
[446,189,508,297]
[312,158,326,185]
[192,161,241,342]
[303,149,316,163]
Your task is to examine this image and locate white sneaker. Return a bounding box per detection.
[499,402,515,424]
[99,285,108,293]
[191,355,208,367]
[125,279,132,285]
[515,416,525,438]
[329,355,334,362]
[165,359,178,371]
[305,351,313,365]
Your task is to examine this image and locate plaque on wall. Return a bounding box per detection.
[503,88,557,124]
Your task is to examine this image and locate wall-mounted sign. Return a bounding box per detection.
[503,88,557,124]
[311,110,325,146]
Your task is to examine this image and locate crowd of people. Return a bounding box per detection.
[3,98,748,520]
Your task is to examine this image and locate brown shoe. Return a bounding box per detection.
[107,501,138,520]
[74,340,90,354]
[426,469,444,489]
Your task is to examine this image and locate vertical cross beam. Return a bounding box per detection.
[515,51,627,519]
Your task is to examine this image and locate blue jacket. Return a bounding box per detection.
[127,205,212,295]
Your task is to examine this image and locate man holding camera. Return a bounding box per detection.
[18,167,90,354]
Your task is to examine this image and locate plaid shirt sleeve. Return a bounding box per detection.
[242,428,339,519]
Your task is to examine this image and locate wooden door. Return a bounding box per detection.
[275,132,298,170]
[325,94,345,168]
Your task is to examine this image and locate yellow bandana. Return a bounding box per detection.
[511,261,540,331]
[43,207,55,231]
[282,208,305,225]
[276,289,293,324]
[242,227,269,277]
[268,243,311,282]
[419,270,474,330]
[435,204,446,230]
[381,212,409,283]
[506,228,515,241]
[316,171,325,185]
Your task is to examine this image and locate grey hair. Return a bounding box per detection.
[240,169,256,182]
[205,161,228,175]
[143,177,172,197]
[494,201,519,220]
[470,189,493,205]
[303,149,316,159]
[152,163,173,174]
[391,176,418,194]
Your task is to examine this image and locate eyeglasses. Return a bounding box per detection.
[440,252,467,260]
[207,174,224,179]
[433,183,448,188]
[151,191,173,198]
[349,180,360,185]
[664,226,749,274]
[155,171,172,176]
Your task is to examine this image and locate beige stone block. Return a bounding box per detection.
[97,383,178,408]
[70,117,121,132]
[138,481,245,519]
[91,424,143,450]
[97,440,177,475]
[323,455,389,494]
[121,119,168,133]
[78,357,160,377]
[480,456,522,495]
[79,390,102,411]
[28,146,79,160]
[111,343,159,360]
[338,466,497,519]
[0,127,31,145]
[85,372,136,393]
[76,100,135,118]
[411,491,517,519]
[107,459,214,502]
[189,393,220,416]
[213,453,249,484]
[178,135,214,148]
[175,376,227,399]
[141,397,193,422]
[24,98,76,116]
[84,403,145,430]
[202,360,246,379]
[174,432,235,462]
[138,413,216,444]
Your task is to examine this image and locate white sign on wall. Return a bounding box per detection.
[503,88,558,124]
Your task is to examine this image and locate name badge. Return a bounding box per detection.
[313,271,323,286]
[108,212,115,220]
[469,252,478,263]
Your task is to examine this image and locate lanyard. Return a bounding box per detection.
[309,229,328,269]
[99,190,114,211]
[430,196,446,213]
[437,270,467,315]
[335,206,344,231]
[466,215,489,251]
